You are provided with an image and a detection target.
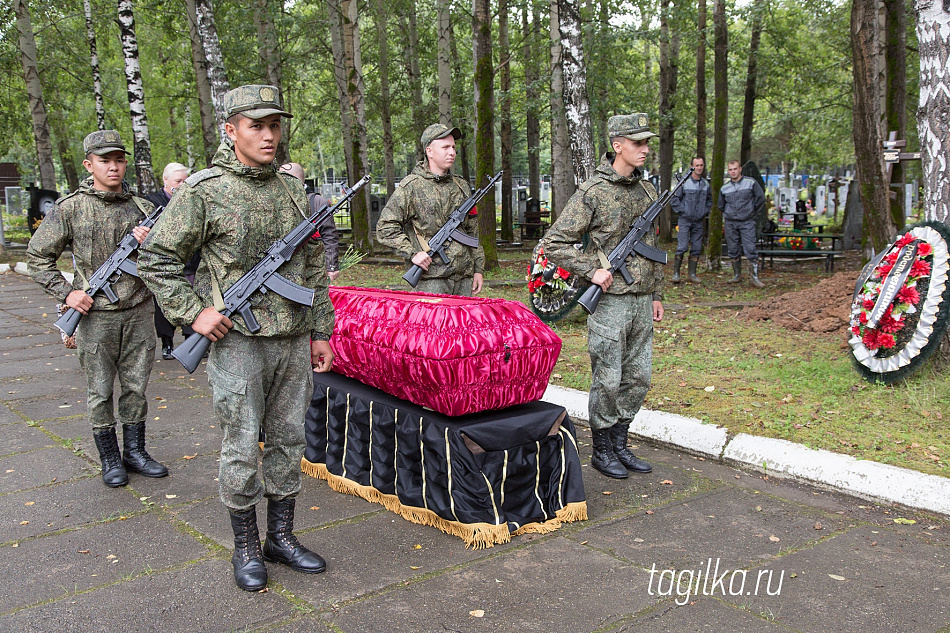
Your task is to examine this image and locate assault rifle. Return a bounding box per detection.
[403,170,502,287]
[54,205,165,337]
[576,168,694,314]
[172,175,370,373]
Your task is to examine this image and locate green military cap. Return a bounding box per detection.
[607,113,658,141]
[223,84,292,119]
[83,130,130,156]
[420,123,462,148]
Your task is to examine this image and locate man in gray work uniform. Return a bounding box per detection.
[718,160,766,288]
[669,156,712,283]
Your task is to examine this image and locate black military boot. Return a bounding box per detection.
[671,253,683,284]
[93,428,129,487]
[262,498,326,574]
[727,258,742,283]
[122,423,169,478]
[610,423,653,473]
[160,336,174,360]
[230,508,268,591]
[590,428,628,479]
[687,257,701,283]
[750,260,766,288]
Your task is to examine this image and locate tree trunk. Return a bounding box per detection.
[696,0,707,160]
[473,0,498,269]
[51,115,80,192]
[14,0,56,190]
[195,0,230,140]
[851,0,896,252]
[658,0,680,242]
[884,0,906,229]
[117,0,156,195]
[706,0,728,271]
[437,0,452,126]
[739,1,764,166]
[916,0,950,224]
[184,102,196,171]
[254,0,289,165]
[523,7,541,201]
[557,0,597,184]
[449,20,472,183]
[185,0,218,165]
[405,1,425,161]
[499,0,514,243]
[342,0,372,251]
[375,0,396,196]
[328,0,354,183]
[83,0,106,131]
[550,0,575,221]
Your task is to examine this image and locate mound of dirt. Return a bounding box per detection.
[742,270,860,333]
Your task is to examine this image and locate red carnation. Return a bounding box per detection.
[911,260,931,277]
[862,330,880,350]
[863,299,875,310]
[851,325,861,335]
[896,233,914,248]
[859,311,869,324]
[917,242,933,257]
[558,268,570,280]
[877,333,897,349]
[877,315,904,334]
[897,286,920,305]
[877,263,894,277]
[884,251,900,264]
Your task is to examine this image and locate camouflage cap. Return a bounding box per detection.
[83,130,130,156]
[420,123,462,148]
[223,84,292,119]
[607,113,658,141]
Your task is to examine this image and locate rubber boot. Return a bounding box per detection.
[262,498,326,574]
[93,428,128,488]
[687,257,701,283]
[122,423,169,478]
[590,427,628,479]
[230,508,268,591]
[609,423,653,473]
[727,258,742,283]
[671,253,683,284]
[750,260,766,288]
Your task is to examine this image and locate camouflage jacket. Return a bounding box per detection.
[137,143,334,340]
[26,177,154,310]
[542,154,665,301]
[375,161,485,279]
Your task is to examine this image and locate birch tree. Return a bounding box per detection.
[473,0,498,268]
[557,0,597,184]
[14,0,56,190]
[550,0,574,220]
[117,0,156,194]
[916,0,950,224]
[185,0,218,164]
[195,0,230,139]
[83,0,105,131]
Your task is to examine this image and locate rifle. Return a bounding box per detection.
[172,175,370,373]
[576,168,694,314]
[54,205,164,337]
[403,170,502,288]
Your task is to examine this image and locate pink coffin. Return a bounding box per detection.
[328,287,562,416]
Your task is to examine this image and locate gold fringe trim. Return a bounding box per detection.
[301,458,587,549]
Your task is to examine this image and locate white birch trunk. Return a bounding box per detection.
[557,0,596,185]
[185,0,218,164]
[916,0,950,223]
[549,0,575,220]
[117,0,156,195]
[83,0,106,131]
[195,0,230,140]
[14,0,56,190]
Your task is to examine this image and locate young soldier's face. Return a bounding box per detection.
[83,151,127,192]
[728,162,742,180]
[226,114,282,168]
[613,137,651,169]
[426,137,457,175]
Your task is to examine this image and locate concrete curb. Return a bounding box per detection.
[0,263,9,274]
[542,384,950,517]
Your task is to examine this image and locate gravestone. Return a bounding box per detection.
[842,180,863,250]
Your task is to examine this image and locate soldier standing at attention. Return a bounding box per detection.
[137,85,335,592]
[376,123,485,296]
[27,130,168,488]
[719,160,766,288]
[541,114,664,480]
[669,156,711,283]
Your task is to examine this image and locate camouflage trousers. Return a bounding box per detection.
[207,331,313,511]
[75,300,155,430]
[414,276,473,297]
[587,293,654,431]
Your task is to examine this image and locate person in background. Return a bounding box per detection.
[278,162,342,282]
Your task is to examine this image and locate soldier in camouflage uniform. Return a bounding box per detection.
[27,130,168,488]
[376,123,485,296]
[137,85,335,592]
[542,114,664,480]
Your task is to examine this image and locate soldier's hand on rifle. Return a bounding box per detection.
[132,226,150,244]
[472,273,484,295]
[591,269,613,293]
[65,289,94,315]
[411,251,432,271]
[192,307,233,341]
[311,339,334,373]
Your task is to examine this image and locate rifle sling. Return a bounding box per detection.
[275,174,309,220]
[413,227,432,254]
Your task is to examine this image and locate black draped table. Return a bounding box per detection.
[302,371,587,548]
